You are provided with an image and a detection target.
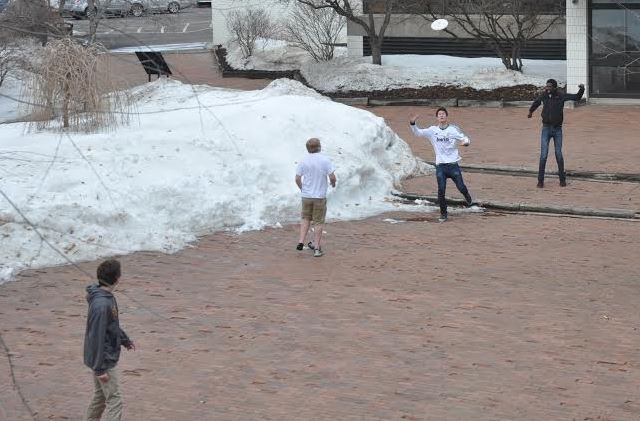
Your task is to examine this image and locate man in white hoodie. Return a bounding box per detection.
[410,107,473,222]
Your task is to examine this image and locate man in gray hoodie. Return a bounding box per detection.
[84,259,134,421]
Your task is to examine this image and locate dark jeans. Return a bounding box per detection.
[539,125,565,183]
[436,162,472,217]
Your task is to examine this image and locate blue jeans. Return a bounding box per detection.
[538,125,565,183]
[436,162,472,217]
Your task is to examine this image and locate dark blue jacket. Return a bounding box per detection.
[83,284,132,375]
[529,86,585,127]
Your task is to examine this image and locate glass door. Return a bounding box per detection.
[590,0,640,97]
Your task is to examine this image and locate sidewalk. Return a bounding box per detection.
[105,51,271,91]
[2,53,639,421]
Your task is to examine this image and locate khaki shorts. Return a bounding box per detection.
[301,198,327,224]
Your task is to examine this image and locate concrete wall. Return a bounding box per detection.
[346,0,364,56]
[566,1,589,98]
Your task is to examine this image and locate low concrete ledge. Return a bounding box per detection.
[332,97,369,106]
[457,99,503,108]
[421,161,640,183]
[368,98,458,107]
[502,100,531,108]
[393,192,639,219]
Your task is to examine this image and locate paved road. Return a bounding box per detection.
[68,6,212,49]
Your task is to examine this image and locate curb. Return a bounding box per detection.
[393,192,639,220]
[422,161,640,183]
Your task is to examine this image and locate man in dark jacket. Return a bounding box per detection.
[84,259,134,421]
[528,79,585,188]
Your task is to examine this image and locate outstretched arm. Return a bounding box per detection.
[564,84,585,102]
[409,115,433,138]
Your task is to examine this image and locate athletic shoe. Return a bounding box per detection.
[438,214,448,223]
[314,248,324,257]
[560,180,567,187]
[464,196,475,207]
[296,243,304,251]
[537,182,544,188]
[307,242,315,250]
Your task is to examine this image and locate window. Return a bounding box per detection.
[590,1,640,96]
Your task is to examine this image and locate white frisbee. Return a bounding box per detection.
[431,18,449,31]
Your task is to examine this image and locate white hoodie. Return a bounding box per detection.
[410,124,470,165]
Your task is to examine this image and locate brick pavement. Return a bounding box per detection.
[104,51,271,91]
[1,54,639,420]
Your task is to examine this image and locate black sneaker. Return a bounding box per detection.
[307,242,315,251]
[296,243,304,251]
[537,181,544,188]
[560,179,567,187]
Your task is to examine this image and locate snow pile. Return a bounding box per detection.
[0,75,27,123]
[223,40,565,92]
[226,38,348,71]
[0,78,420,282]
[302,55,566,92]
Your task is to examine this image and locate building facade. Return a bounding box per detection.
[568,0,640,99]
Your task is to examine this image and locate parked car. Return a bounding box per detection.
[62,0,186,19]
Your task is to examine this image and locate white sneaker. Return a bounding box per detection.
[438,214,448,223]
[313,248,324,257]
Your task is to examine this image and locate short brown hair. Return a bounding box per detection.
[306,138,321,153]
[97,259,121,286]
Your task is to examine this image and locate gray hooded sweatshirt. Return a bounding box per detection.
[83,284,132,375]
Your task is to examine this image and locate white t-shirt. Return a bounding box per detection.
[296,153,335,199]
[410,124,470,165]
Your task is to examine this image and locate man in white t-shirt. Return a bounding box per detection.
[410,107,474,222]
[295,138,336,257]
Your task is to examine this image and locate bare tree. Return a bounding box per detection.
[284,0,411,65]
[284,1,345,62]
[418,0,564,71]
[24,38,131,131]
[0,0,66,45]
[226,7,275,59]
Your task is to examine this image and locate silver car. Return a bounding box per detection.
[62,0,187,18]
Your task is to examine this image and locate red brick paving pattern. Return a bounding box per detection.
[1,54,639,420]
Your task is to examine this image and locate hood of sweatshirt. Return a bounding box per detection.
[86,284,113,304]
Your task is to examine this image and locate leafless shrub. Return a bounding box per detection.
[23,38,131,131]
[226,7,275,59]
[0,40,19,88]
[283,1,344,62]
[0,0,66,45]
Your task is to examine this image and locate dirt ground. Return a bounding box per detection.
[1,53,639,421]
